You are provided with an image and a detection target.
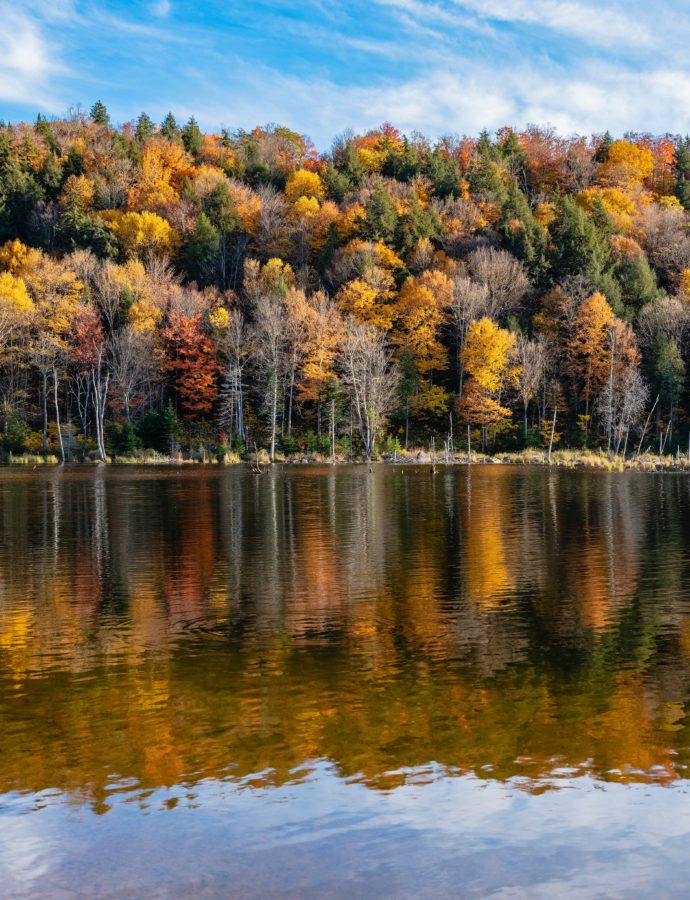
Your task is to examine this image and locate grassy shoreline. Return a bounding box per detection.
[4,447,690,472]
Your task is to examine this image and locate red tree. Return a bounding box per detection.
[164,312,219,418]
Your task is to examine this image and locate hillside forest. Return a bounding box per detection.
[1,103,690,460]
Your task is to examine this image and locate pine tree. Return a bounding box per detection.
[595,131,613,163]
[674,137,690,209]
[424,147,461,198]
[160,112,179,141]
[90,101,110,126]
[182,116,203,155]
[181,213,220,286]
[135,112,155,142]
[551,196,611,286]
[499,184,549,286]
[363,183,398,244]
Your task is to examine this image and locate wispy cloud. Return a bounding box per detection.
[151,0,171,19]
[0,5,66,107]
[449,0,654,49]
[2,0,690,144]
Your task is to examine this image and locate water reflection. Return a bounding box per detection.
[6,465,690,894]
[1,465,690,816]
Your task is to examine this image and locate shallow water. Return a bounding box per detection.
[2,464,690,897]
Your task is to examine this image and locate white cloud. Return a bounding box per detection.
[3,0,690,147]
[449,0,653,49]
[0,6,65,106]
[152,0,172,18]
[182,51,690,146]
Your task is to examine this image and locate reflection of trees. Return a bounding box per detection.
[2,466,690,807]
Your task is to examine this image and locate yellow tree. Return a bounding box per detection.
[0,239,42,275]
[244,257,296,301]
[289,191,338,267]
[577,187,637,233]
[285,169,325,204]
[397,270,452,364]
[0,272,34,348]
[566,291,614,418]
[286,288,344,438]
[24,256,83,458]
[598,140,654,190]
[461,317,519,393]
[127,139,194,211]
[102,211,179,259]
[336,277,396,330]
[394,270,452,426]
[458,317,519,448]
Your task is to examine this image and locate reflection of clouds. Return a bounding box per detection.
[4,769,690,897]
[6,468,690,894]
[0,795,61,887]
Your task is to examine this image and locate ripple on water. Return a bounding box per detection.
[1,466,690,895]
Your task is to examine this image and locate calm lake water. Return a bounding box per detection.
[3,464,690,897]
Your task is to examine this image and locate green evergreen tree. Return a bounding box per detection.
[161,401,179,453]
[182,116,203,155]
[467,154,507,202]
[381,138,419,182]
[550,196,611,285]
[617,253,659,314]
[396,193,440,253]
[39,154,63,198]
[0,156,45,243]
[322,162,353,203]
[499,183,549,286]
[363,183,398,243]
[90,101,110,126]
[654,334,685,434]
[674,136,690,209]
[498,129,527,182]
[55,201,118,257]
[135,112,155,142]
[181,212,220,286]
[35,114,58,153]
[160,112,179,141]
[595,131,613,163]
[424,148,461,198]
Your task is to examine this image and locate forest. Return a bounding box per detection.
[0,101,689,462]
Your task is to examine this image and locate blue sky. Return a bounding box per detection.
[2,0,689,149]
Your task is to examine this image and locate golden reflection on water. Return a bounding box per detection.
[1,465,690,812]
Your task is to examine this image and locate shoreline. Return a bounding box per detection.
[4,449,690,473]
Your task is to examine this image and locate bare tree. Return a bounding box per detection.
[144,253,180,289]
[109,326,155,422]
[253,295,287,460]
[93,261,123,338]
[465,247,530,317]
[637,296,689,352]
[516,334,548,437]
[339,319,399,460]
[637,203,690,283]
[599,368,648,456]
[450,275,491,394]
[449,276,490,393]
[254,185,290,260]
[217,310,251,443]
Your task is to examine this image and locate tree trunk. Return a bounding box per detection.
[270,372,278,462]
[547,404,557,465]
[53,368,65,464]
[330,398,336,465]
[42,370,48,453]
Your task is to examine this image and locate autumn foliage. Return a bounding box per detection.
[0,107,690,457]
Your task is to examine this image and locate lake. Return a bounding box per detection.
[2,464,690,898]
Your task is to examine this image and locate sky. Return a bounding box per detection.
[1,0,689,149]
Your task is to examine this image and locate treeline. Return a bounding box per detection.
[1,102,690,460]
